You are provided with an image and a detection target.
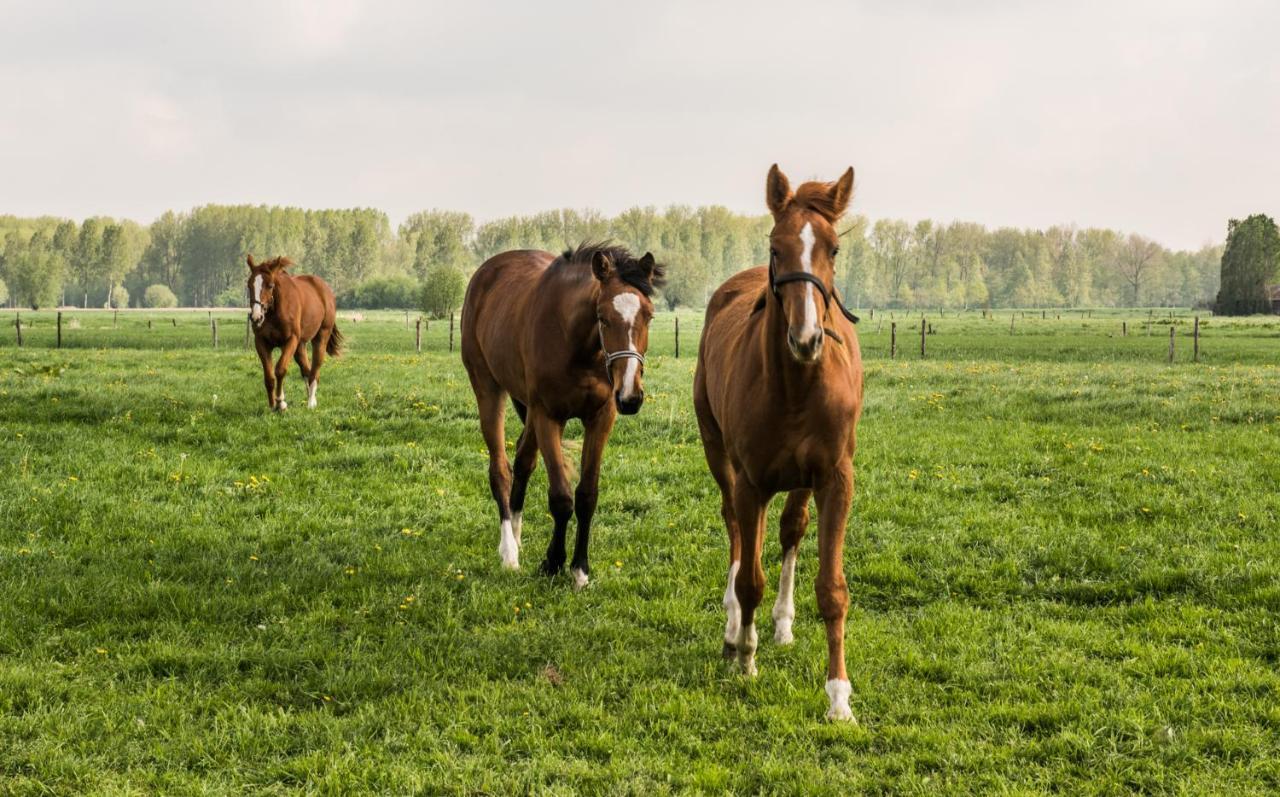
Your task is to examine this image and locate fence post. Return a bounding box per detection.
[57,311,62,349]
[415,318,422,353]
[1168,325,1175,363]
[148,319,152,330]
[114,310,118,327]
[1122,321,1127,336]
[14,313,21,347]
[1010,314,1015,334]
[449,312,455,353]
[172,318,176,327]
[674,316,680,359]
[1193,316,1200,362]
[890,322,897,359]
[920,318,926,358]
[405,310,409,330]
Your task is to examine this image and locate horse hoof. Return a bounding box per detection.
[571,568,589,590]
[773,621,794,645]
[538,559,563,577]
[721,641,737,660]
[825,679,854,722]
[739,656,758,677]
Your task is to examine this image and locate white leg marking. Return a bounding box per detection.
[826,678,854,722]
[798,221,820,340]
[306,379,317,409]
[571,567,589,590]
[736,622,758,677]
[498,519,519,570]
[511,512,522,545]
[723,560,741,645]
[772,547,798,644]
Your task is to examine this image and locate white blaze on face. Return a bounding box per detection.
[797,222,820,341]
[250,275,265,323]
[611,292,642,399]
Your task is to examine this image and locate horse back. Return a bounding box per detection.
[462,250,557,398]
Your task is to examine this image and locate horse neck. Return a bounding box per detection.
[551,276,602,355]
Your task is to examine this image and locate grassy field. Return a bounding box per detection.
[1,307,1278,794]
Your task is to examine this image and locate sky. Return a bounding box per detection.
[0,1,1276,250]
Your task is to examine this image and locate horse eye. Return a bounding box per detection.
[832,247,840,257]
[770,248,779,259]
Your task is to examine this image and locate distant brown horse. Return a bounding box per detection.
[246,254,343,411]
[462,243,665,587]
[694,165,864,721]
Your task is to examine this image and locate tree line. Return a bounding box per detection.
[0,205,1237,315]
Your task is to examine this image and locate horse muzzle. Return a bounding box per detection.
[787,328,824,363]
[615,390,644,415]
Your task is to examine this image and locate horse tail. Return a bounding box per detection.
[327,325,345,357]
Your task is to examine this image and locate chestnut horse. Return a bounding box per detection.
[246,254,343,411]
[693,165,864,721]
[462,243,665,587]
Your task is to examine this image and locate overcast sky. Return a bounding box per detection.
[1,1,1276,249]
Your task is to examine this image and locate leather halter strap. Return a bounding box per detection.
[768,252,862,326]
[596,319,644,387]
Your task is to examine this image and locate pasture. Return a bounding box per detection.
[1,308,1278,794]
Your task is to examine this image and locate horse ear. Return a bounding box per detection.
[638,252,655,276]
[829,167,855,218]
[246,254,256,269]
[591,250,613,281]
[766,164,792,219]
[269,257,288,273]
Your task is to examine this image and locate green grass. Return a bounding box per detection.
[1,308,1278,794]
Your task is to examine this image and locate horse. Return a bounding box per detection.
[693,164,864,721]
[245,254,343,411]
[461,242,665,588]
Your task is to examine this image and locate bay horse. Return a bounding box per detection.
[246,254,343,411]
[461,243,665,587]
[693,165,864,721]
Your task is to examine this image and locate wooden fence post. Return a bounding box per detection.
[1010,314,1015,334]
[415,318,422,353]
[920,318,926,358]
[449,312,455,353]
[14,313,21,347]
[405,310,409,330]
[57,311,62,349]
[171,318,176,327]
[674,316,680,359]
[1122,321,1127,337]
[1193,316,1200,362]
[113,310,118,327]
[1168,325,1175,363]
[211,318,218,348]
[890,322,897,359]
[148,319,152,330]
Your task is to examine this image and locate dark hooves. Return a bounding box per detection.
[539,559,564,577]
[721,641,737,660]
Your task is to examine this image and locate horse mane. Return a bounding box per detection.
[792,181,851,223]
[260,256,295,272]
[555,241,667,297]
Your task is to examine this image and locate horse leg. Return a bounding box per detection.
[254,336,276,410]
[702,438,742,657]
[292,343,314,409]
[732,477,769,676]
[815,463,855,721]
[508,421,539,552]
[306,330,330,409]
[274,336,300,411]
[773,489,812,645]
[472,381,517,569]
[568,405,616,590]
[529,409,571,577]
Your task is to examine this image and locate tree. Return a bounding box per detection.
[72,218,103,307]
[4,230,64,309]
[109,285,130,309]
[144,284,178,308]
[1115,234,1163,306]
[419,263,466,318]
[100,222,149,306]
[1215,214,1280,315]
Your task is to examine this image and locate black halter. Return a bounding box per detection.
[767,251,861,328]
[596,318,644,388]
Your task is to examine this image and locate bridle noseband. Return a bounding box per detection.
[596,316,645,388]
[767,249,861,331]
